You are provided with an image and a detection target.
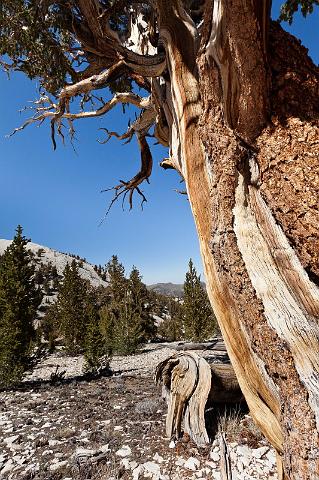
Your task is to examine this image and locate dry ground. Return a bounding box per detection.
[0,344,278,480]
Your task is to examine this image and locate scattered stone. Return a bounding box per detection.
[168,440,175,449]
[175,456,185,467]
[116,445,132,457]
[49,460,68,472]
[143,461,161,477]
[48,439,62,446]
[210,451,220,462]
[1,459,14,475]
[184,457,200,471]
[153,452,164,463]
[4,435,19,445]
[253,446,269,459]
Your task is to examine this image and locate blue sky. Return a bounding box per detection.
[0,2,318,284]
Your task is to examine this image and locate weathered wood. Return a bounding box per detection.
[175,339,227,352]
[155,352,243,446]
[219,432,233,480]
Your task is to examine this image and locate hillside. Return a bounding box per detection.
[148,281,206,298]
[148,282,184,298]
[0,239,108,289]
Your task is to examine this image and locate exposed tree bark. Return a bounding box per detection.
[154,2,319,479]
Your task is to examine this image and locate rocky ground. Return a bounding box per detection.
[0,344,278,480]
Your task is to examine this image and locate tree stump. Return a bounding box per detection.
[155,352,243,447]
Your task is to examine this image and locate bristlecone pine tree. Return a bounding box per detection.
[1,1,319,477]
[57,260,88,354]
[183,259,217,341]
[0,226,42,388]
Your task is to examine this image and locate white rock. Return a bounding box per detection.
[143,461,161,478]
[236,445,252,457]
[100,419,111,426]
[4,435,19,444]
[175,457,185,467]
[168,440,175,449]
[1,460,14,475]
[130,461,138,470]
[184,457,200,471]
[114,425,123,431]
[100,444,110,453]
[48,439,62,446]
[113,405,121,410]
[121,458,131,470]
[116,445,132,457]
[210,452,220,462]
[49,461,68,472]
[253,446,269,459]
[153,452,164,463]
[205,461,217,469]
[42,422,52,428]
[266,449,276,464]
[133,465,143,480]
[211,471,221,480]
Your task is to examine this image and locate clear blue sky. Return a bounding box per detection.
[0,2,318,284]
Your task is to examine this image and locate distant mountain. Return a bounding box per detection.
[0,239,108,289]
[148,281,206,298]
[148,282,184,297]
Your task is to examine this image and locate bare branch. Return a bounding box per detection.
[100,134,153,221]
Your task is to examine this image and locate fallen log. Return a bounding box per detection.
[155,352,243,447]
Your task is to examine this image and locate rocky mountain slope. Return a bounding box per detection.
[0,239,108,289]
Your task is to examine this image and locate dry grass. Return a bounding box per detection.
[217,407,244,442]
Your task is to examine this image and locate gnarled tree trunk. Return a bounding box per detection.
[156,2,319,479]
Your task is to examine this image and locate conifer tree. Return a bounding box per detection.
[128,266,156,343]
[183,259,217,342]
[83,289,109,375]
[158,298,184,342]
[41,301,59,353]
[57,260,88,354]
[0,226,42,387]
[99,305,115,357]
[104,258,155,355]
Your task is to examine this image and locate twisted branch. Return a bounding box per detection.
[100,134,153,222]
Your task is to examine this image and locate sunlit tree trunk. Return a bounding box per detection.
[156,1,319,478]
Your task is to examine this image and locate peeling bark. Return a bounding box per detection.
[153,2,319,478]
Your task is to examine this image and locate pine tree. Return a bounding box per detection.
[106,255,127,303]
[99,305,115,357]
[57,260,88,354]
[183,259,217,342]
[158,298,184,341]
[83,289,110,375]
[0,226,42,388]
[104,258,155,355]
[128,266,156,343]
[41,301,59,353]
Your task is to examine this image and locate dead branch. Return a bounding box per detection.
[100,134,153,222]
